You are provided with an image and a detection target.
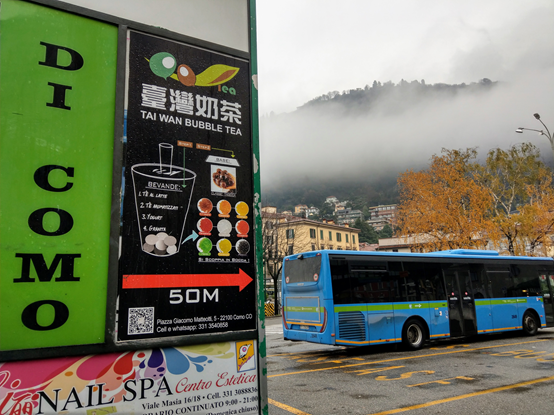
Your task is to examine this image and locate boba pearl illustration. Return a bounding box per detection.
[235,220,249,237]
[217,238,232,257]
[143,232,178,256]
[197,217,213,236]
[177,64,196,86]
[235,201,249,218]
[235,239,250,256]
[197,237,213,256]
[217,219,232,237]
[148,52,177,79]
[217,200,232,217]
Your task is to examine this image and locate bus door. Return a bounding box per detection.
[443,265,477,337]
[539,271,554,327]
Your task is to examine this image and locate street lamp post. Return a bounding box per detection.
[516,113,554,159]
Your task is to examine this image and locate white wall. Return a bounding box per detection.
[62,0,249,51]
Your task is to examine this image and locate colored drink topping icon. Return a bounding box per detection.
[217,219,232,237]
[236,220,249,237]
[198,198,213,216]
[217,238,232,257]
[197,237,212,256]
[197,218,213,236]
[217,200,231,217]
[236,201,249,218]
[236,239,250,255]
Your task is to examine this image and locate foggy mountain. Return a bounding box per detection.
[259,74,554,210]
[300,78,496,116]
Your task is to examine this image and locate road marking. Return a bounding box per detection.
[408,375,475,387]
[429,344,470,350]
[369,375,554,415]
[269,398,312,415]
[268,339,548,378]
[267,347,348,358]
[265,326,284,334]
[375,370,435,381]
[348,365,405,376]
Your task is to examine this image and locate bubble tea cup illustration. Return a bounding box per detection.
[132,143,196,256]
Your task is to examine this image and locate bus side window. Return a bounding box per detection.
[402,262,435,302]
[469,265,489,298]
[426,263,446,301]
[387,261,403,302]
[331,259,352,304]
[512,264,541,297]
[486,266,513,298]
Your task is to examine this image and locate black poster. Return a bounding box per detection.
[118,31,256,341]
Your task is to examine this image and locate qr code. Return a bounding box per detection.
[128,307,155,335]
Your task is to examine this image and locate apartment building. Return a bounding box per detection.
[368,204,398,226]
[274,218,360,254]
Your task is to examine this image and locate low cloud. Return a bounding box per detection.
[260,70,554,192]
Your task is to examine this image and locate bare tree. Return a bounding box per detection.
[261,212,291,313]
[261,212,313,313]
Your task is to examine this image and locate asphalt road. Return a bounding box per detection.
[264,316,554,415]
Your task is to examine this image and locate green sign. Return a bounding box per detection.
[0,0,117,350]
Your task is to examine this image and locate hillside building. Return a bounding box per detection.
[336,208,363,225]
[367,217,391,231]
[369,204,398,226]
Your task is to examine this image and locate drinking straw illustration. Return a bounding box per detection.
[183,147,186,187]
[157,143,174,175]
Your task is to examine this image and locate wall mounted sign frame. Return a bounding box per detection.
[0,0,263,372]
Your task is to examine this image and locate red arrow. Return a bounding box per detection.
[122,268,253,291]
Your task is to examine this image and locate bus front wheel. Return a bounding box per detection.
[403,319,425,350]
[522,311,539,336]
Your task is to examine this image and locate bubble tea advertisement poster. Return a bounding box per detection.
[118,31,255,341]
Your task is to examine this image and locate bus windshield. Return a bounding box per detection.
[284,254,322,284]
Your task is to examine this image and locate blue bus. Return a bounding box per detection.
[281,249,554,350]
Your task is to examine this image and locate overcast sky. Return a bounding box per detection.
[62,0,554,193]
[255,0,554,190]
[256,0,554,115]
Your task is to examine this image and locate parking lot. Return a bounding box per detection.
[265,317,554,415]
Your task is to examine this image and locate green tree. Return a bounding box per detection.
[379,223,393,239]
[362,206,371,220]
[318,201,336,221]
[353,218,379,244]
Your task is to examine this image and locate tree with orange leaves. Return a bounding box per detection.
[397,148,494,252]
[516,167,554,256]
[398,143,554,256]
[475,143,552,256]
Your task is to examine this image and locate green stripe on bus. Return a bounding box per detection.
[367,304,394,311]
[334,305,366,312]
[475,298,532,306]
[393,303,429,310]
[334,302,447,313]
[284,306,322,312]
